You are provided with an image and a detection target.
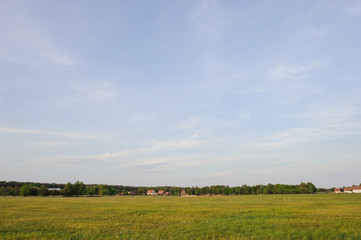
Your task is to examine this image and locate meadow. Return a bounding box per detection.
[1,194,360,239]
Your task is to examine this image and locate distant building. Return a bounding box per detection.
[158,190,165,195]
[48,188,61,191]
[334,188,342,193]
[180,190,186,196]
[147,189,156,196]
[334,186,361,194]
[351,186,361,193]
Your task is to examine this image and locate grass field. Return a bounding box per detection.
[1,194,361,239]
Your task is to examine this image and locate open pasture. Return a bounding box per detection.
[1,194,360,239]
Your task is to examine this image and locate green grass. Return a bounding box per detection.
[1,194,360,239]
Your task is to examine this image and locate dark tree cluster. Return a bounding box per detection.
[182,182,317,195]
[0,181,64,196]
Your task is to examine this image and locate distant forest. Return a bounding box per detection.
[0,181,336,197]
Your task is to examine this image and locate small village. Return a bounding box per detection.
[146,189,182,196]
[146,189,206,196]
[334,186,361,193]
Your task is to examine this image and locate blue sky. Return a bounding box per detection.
[1,0,361,188]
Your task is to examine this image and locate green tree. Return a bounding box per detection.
[73,181,86,195]
[99,185,116,195]
[240,185,250,195]
[0,187,5,196]
[195,188,200,196]
[224,186,230,195]
[306,182,317,193]
[6,186,16,196]
[264,184,274,194]
[38,185,49,196]
[19,185,31,196]
[86,185,94,195]
[257,185,265,194]
[61,182,74,196]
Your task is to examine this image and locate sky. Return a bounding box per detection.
[1,0,361,188]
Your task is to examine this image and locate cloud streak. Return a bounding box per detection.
[0,128,100,140]
[241,104,361,151]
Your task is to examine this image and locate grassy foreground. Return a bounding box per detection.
[1,194,360,239]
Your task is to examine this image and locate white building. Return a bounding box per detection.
[352,186,361,193]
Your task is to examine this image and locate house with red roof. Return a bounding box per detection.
[351,186,361,193]
[147,189,156,195]
[334,188,342,193]
[334,185,361,194]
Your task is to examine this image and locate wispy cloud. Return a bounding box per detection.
[0,128,100,140]
[42,52,74,66]
[148,139,202,151]
[344,2,361,15]
[28,134,203,167]
[132,155,211,173]
[240,128,311,150]
[190,0,227,42]
[134,160,170,172]
[99,136,203,161]
[0,158,26,163]
[207,170,233,178]
[241,104,361,150]
[0,4,74,68]
[241,124,360,151]
[176,117,200,130]
[248,161,361,187]
[25,141,72,147]
[301,26,327,38]
[269,63,319,81]
[71,81,118,102]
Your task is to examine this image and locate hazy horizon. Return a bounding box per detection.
[1,0,361,188]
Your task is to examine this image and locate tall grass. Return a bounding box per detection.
[1,194,360,239]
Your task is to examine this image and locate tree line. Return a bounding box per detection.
[0,181,323,196]
[182,182,318,195]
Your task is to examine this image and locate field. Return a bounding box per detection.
[1,194,361,239]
